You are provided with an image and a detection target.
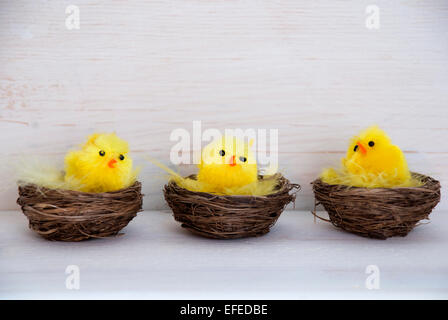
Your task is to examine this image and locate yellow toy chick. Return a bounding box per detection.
[17,133,138,193]
[196,135,258,194]
[150,135,277,196]
[64,133,137,193]
[321,126,418,188]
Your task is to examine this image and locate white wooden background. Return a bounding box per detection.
[1,0,447,210]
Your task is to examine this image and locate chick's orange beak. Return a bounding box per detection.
[108,159,117,168]
[229,155,237,167]
[356,141,367,155]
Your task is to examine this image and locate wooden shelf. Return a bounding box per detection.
[1,209,447,299]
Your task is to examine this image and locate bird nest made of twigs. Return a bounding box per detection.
[163,174,300,239]
[312,173,441,239]
[16,182,143,241]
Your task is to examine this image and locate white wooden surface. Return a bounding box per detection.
[1,209,447,299]
[1,1,447,210]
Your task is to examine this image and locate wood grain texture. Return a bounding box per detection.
[1,0,447,210]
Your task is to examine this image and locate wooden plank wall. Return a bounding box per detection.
[1,0,447,210]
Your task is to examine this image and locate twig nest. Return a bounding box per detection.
[312,173,441,239]
[17,182,143,241]
[164,174,300,239]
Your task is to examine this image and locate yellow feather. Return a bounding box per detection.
[16,158,67,190]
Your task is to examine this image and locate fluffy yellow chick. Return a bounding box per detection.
[321,126,417,188]
[196,135,258,193]
[149,135,277,196]
[64,133,137,192]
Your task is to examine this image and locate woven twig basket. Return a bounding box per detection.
[164,174,300,239]
[17,182,143,241]
[312,173,441,239]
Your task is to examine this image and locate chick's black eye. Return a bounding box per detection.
[219,150,225,156]
[239,156,247,163]
[368,141,375,147]
[99,150,105,156]
[119,154,125,161]
[353,145,358,152]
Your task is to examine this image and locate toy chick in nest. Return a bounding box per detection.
[18,133,138,193]
[151,135,279,196]
[321,126,421,188]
